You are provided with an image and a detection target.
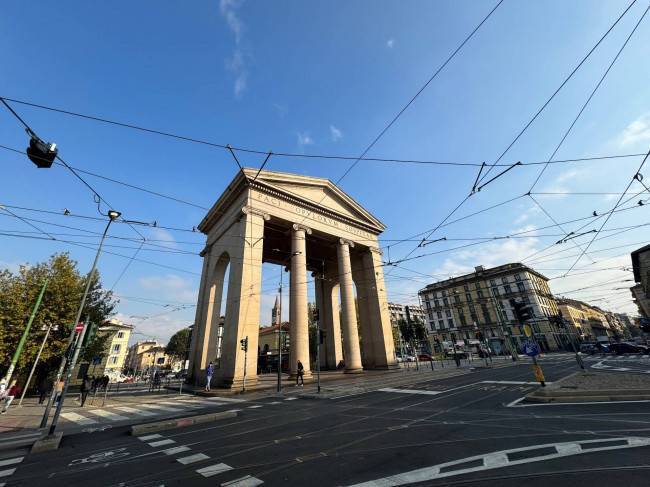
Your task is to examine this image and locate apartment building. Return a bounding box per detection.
[556,298,611,342]
[418,263,562,355]
[387,302,426,327]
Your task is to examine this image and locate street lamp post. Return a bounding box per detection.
[43,210,121,436]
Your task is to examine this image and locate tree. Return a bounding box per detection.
[166,328,192,360]
[0,253,117,378]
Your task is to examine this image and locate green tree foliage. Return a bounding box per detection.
[0,253,117,377]
[166,328,191,359]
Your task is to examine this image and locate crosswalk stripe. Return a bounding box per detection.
[177,453,210,465]
[164,446,191,455]
[85,409,129,421]
[0,458,23,468]
[140,404,182,412]
[61,412,97,425]
[149,439,176,447]
[197,462,232,477]
[221,475,264,486]
[204,397,246,403]
[284,397,297,401]
[139,434,162,441]
[0,469,16,478]
[115,406,157,417]
[247,405,263,409]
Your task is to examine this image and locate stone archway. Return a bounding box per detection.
[188,168,397,388]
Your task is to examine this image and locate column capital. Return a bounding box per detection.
[339,238,355,248]
[241,205,270,221]
[292,223,312,235]
[368,247,382,255]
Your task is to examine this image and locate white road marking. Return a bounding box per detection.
[164,446,191,455]
[221,475,264,486]
[284,397,298,401]
[139,404,182,412]
[204,396,246,403]
[269,401,282,405]
[507,398,650,407]
[0,457,23,467]
[139,434,163,441]
[378,388,442,396]
[149,439,176,447]
[346,437,650,486]
[482,380,551,385]
[85,409,129,421]
[248,405,263,409]
[197,462,233,477]
[0,469,16,478]
[60,412,97,425]
[115,406,156,417]
[178,453,210,465]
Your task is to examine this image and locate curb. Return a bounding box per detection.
[130,410,237,435]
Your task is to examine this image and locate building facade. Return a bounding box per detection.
[631,244,650,318]
[387,303,426,327]
[418,263,563,355]
[556,298,611,342]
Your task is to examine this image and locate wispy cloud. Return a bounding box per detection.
[329,125,343,142]
[617,112,650,148]
[148,227,178,249]
[139,274,197,303]
[386,38,395,48]
[297,132,314,147]
[220,0,248,98]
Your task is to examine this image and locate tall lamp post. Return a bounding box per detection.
[42,209,121,435]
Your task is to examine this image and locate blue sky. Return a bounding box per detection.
[1,0,649,344]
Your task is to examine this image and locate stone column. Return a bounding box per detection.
[188,246,212,383]
[290,224,312,378]
[337,238,363,373]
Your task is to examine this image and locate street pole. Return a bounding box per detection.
[242,336,248,393]
[18,321,54,406]
[43,212,118,434]
[3,278,49,385]
[277,268,283,393]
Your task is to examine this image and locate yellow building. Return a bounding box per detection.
[125,341,182,374]
[557,298,611,342]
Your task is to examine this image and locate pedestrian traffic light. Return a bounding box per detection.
[240,336,248,352]
[26,134,58,168]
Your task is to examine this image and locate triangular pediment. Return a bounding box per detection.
[243,168,385,232]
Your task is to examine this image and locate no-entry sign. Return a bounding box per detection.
[75,323,84,333]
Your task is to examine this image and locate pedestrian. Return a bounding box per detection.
[296,360,304,387]
[1,380,20,414]
[80,374,92,407]
[38,376,52,404]
[205,361,214,392]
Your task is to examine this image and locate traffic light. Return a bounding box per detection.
[240,336,249,352]
[509,299,532,323]
[312,307,320,322]
[26,134,58,168]
[82,322,98,348]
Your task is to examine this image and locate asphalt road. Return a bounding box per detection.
[5,357,650,487]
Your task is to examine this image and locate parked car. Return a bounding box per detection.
[609,342,648,355]
[417,353,433,362]
[579,343,598,355]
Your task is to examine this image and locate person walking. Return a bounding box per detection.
[80,375,92,407]
[296,360,304,387]
[37,376,52,404]
[205,361,215,391]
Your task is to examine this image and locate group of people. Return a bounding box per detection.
[0,379,22,414]
[78,374,110,407]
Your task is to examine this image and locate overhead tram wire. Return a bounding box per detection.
[387,1,640,271]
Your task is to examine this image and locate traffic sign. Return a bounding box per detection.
[74,323,84,333]
[523,340,540,357]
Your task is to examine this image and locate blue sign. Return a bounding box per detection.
[523,341,540,357]
[92,356,102,365]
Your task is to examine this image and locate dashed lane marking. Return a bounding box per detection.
[115,406,156,417]
[346,437,650,486]
[164,446,191,455]
[378,388,442,396]
[149,439,176,447]
[85,409,129,421]
[221,475,264,486]
[139,434,163,441]
[196,462,233,477]
[177,453,210,465]
[269,401,282,405]
[0,457,23,468]
[284,397,298,401]
[247,405,263,409]
[60,411,98,425]
[0,469,16,478]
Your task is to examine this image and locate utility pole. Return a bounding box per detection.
[19,321,56,406]
[277,268,283,393]
[3,278,49,386]
[43,210,120,434]
[241,336,248,392]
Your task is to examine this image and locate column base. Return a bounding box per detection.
[217,375,259,390]
[344,367,364,374]
[289,371,313,380]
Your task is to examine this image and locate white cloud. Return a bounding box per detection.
[329,125,343,142]
[139,274,197,303]
[617,112,650,148]
[220,0,248,98]
[386,38,395,48]
[148,227,177,249]
[513,205,541,225]
[297,132,314,147]
[537,169,582,200]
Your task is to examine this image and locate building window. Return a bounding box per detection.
[481,304,492,324]
[454,295,461,304]
[443,298,449,306]
[517,282,525,293]
[110,356,118,365]
[442,289,447,297]
[438,320,445,330]
[514,273,521,281]
[430,322,435,331]
[475,282,481,290]
[434,299,440,307]
[490,279,496,286]
[437,311,443,319]
[428,311,434,320]
[501,277,508,284]
[445,310,452,318]
[459,313,467,326]
[477,290,484,299]
[112,344,121,353]
[492,287,500,296]
[463,284,469,291]
[465,293,472,302]
[504,285,512,294]
[117,331,124,339]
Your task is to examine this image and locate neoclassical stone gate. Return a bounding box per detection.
[188,168,396,388]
